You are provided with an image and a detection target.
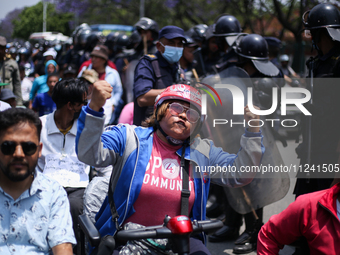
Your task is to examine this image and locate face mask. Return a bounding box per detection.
[160,42,183,64]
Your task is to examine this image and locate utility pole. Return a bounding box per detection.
[140,0,145,18]
[43,0,48,32]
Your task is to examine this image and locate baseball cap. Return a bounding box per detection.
[0,36,6,47]
[80,69,99,84]
[0,89,16,101]
[159,26,186,42]
[90,45,109,60]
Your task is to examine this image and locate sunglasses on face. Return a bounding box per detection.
[168,103,200,123]
[1,141,38,156]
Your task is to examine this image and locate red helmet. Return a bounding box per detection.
[154,84,202,111]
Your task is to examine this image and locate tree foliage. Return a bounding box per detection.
[12,2,73,40]
[0,8,23,41]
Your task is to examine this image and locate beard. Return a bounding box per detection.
[0,157,36,182]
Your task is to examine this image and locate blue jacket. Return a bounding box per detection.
[76,105,264,239]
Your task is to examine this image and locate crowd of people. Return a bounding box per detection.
[0,2,340,255]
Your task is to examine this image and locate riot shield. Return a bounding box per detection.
[200,66,290,214]
[124,59,139,103]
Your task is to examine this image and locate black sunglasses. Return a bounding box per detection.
[1,141,38,156]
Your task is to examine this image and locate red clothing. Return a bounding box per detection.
[78,59,117,74]
[258,183,340,255]
[125,133,195,227]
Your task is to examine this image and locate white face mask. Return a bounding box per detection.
[160,42,183,64]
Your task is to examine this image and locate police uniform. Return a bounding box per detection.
[133,51,181,125]
[294,3,340,197]
[133,25,186,126]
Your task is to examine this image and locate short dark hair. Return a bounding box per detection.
[51,78,88,110]
[0,108,42,140]
[47,73,59,82]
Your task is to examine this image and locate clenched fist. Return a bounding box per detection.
[89,80,113,112]
[244,105,260,133]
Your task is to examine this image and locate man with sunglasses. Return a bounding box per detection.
[0,108,75,254]
[76,81,264,254]
[36,78,90,254]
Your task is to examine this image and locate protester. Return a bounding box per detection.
[78,45,122,126]
[76,82,264,254]
[29,60,58,109]
[0,108,75,254]
[19,65,33,108]
[34,78,89,254]
[258,182,340,255]
[32,73,58,116]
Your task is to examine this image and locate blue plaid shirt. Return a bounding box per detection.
[0,170,76,254]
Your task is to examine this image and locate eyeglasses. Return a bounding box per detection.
[168,103,200,123]
[1,141,38,156]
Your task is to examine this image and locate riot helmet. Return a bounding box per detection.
[78,29,92,49]
[113,33,129,52]
[134,17,159,42]
[9,47,17,54]
[235,34,279,76]
[186,24,208,45]
[127,30,142,49]
[303,3,340,42]
[134,17,159,33]
[18,47,29,55]
[104,32,120,50]
[72,23,91,46]
[85,32,100,52]
[183,35,198,47]
[213,15,242,47]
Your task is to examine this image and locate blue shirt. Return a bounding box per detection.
[32,92,56,117]
[0,171,76,254]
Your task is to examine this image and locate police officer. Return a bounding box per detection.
[186,24,208,47]
[133,17,159,58]
[294,3,340,197]
[63,23,91,70]
[213,15,245,71]
[209,34,281,254]
[200,25,222,76]
[0,36,22,106]
[133,25,186,126]
[179,35,199,80]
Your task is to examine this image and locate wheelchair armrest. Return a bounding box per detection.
[78,214,101,247]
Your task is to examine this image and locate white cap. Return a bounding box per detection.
[43,48,57,59]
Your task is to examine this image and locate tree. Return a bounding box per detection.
[0,8,23,41]
[12,2,73,40]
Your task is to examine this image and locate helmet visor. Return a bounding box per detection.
[327,27,340,42]
[252,59,280,77]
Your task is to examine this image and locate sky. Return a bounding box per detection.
[1,0,41,20]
